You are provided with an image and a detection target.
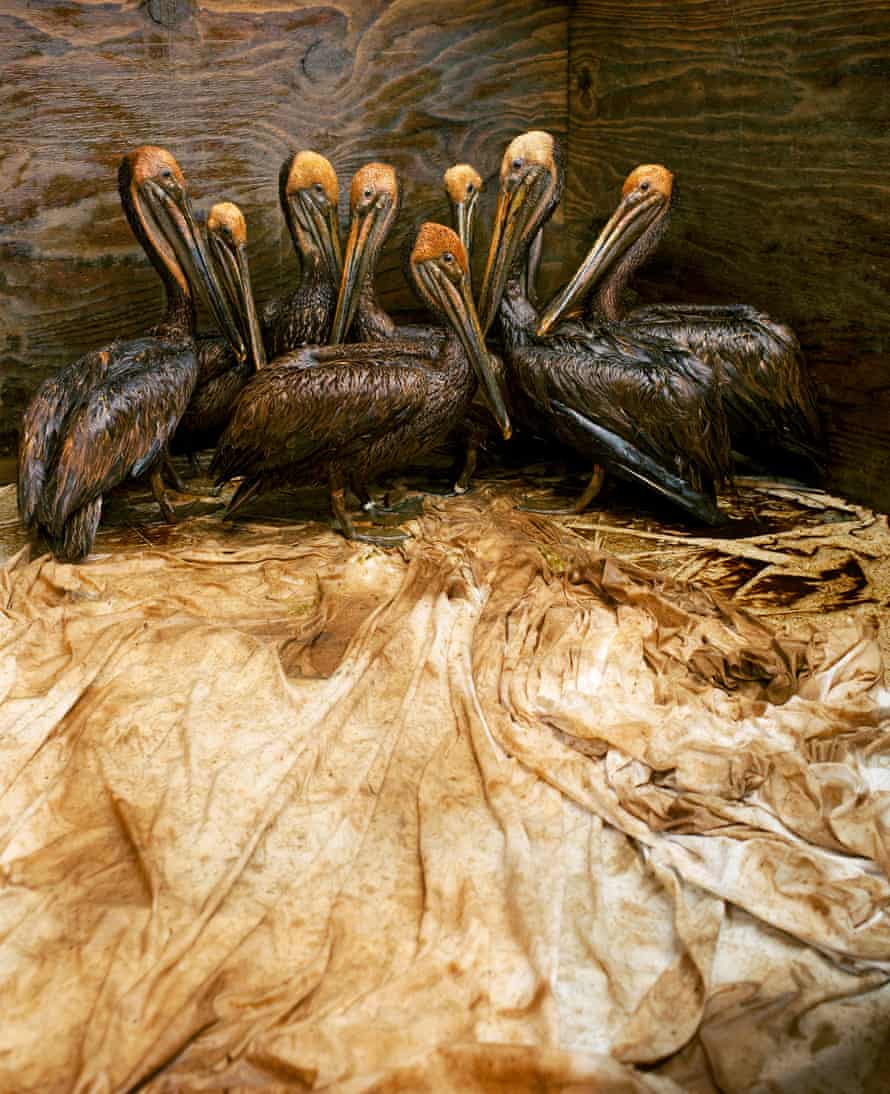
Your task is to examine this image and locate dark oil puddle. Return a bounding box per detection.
[743,555,872,612]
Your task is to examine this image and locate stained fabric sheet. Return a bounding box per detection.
[0,476,888,1092]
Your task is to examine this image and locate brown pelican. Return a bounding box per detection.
[537,164,823,478]
[18,145,243,561]
[443,163,483,257]
[211,223,510,543]
[261,149,343,356]
[477,132,731,524]
[172,202,267,453]
[443,161,508,493]
[171,151,342,460]
[329,162,401,344]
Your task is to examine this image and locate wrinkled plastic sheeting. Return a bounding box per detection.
[0,492,888,1092]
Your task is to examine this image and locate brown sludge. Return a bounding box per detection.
[0,469,889,1092]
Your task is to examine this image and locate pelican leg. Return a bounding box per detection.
[161,454,187,493]
[453,439,478,495]
[573,464,606,510]
[150,466,177,523]
[330,482,411,547]
[350,476,374,511]
[518,464,605,515]
[352,474,424,519]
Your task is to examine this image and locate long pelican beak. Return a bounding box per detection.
[415,261,511,440]
[144,179,246,360]
[208,233,266,370]
[288,192,342,285]
[452,189,479,257]
[536,191,664,336]
[477,165,553,336]
[329,198,390,345]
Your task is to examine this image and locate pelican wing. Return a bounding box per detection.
[212,356,431,485]
[513,338,731,495]
[276,340,437,371]
[18,346,114,526]
[39,348,196,535]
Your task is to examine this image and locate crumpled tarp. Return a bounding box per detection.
[0,475,888,1092]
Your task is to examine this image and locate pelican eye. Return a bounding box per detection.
[466,182,474,194]
[314,182,324,194]
[512,158,523,171]
[363,187,373,200]
[223,225,232,237]
[442,251,454,264]
[640,180,650,192]
[162,169,173,181]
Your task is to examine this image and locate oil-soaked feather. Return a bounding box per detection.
[18,336,182,526]
[174,277,338,453]
[40,344,197,534]
[174,358,253,451]
[51,496,103,564]
[628,303,822,472]
[280,340,444,372]
[550,401,722,525]
[195,334,240,387]
[262,278,337,359]
[509,337,730,493]
[212,359,431,484]
[211,321,484,515]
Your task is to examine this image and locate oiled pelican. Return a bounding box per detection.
[172,150,342,458]
[18,145,243,561]
[328,161,449,346]
[443,161,506,492]
[443,163,483,258]
[211,223,510,543]
[173,201,267,453]
[477,132,731,524]
[537,164,823,478]
[262,149,343,356]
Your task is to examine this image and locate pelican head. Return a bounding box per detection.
[206,201,266,370]
[477,131,561,335]
[119,145,245,358]
[537,163,673,336]
[280,150,342,285]
[443,163,483,255]
[410,222,511,441]
[329,162,399,344]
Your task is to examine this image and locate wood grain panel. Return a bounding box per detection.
[0,0,568,456]
[566,0,890,511]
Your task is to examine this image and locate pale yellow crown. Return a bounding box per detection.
[207,201,247,244]
[285,150,339,205]
[444,163,483,203]
[500,131,555,177]
[127,145,186,188]
[350,162,398,209]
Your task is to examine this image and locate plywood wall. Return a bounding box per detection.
[565,0,890,511]
[3,0,890,514]
[0,0,568,455]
